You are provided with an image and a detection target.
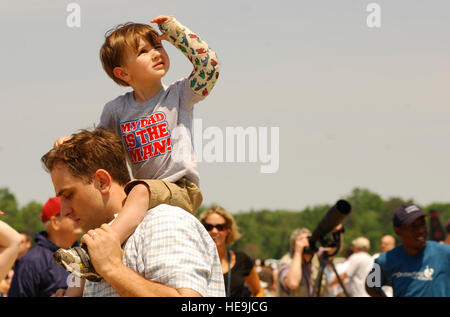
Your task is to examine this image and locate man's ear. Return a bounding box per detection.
[113,66,130,83]
[49,216,61,231]
[94,169,113,194]
[394,226,401,237]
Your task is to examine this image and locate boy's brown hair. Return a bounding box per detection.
[41,128,131,186]
[100,23,161,87]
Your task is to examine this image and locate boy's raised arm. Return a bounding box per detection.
[152,16,220,97]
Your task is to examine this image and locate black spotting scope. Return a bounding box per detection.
[308,199,352,252]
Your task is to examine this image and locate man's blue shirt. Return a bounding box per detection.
[8,231,73,297]
[374,241,450,297]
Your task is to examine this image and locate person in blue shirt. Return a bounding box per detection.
[366,204,450,297]
[8,197,82,297]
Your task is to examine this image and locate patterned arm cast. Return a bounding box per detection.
[159,17,220,97]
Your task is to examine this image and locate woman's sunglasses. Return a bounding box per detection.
[203,223,227,231]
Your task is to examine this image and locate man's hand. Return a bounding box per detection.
[331,223,343,233]
[81,224,123,278]
[54,136,71,148]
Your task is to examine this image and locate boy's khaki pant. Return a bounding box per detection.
[124,178,203,215]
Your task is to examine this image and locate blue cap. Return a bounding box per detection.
[393,204,425,227]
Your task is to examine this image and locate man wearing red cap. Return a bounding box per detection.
[8,197,82,297]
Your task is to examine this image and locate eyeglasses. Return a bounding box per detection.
[203,223,227,231]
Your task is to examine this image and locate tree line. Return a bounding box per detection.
[1,187,449,260]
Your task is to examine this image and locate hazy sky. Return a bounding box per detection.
[1,0,449,213]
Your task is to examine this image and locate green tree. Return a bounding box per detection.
[0,187,20,229]
[20,201,44,237]
[0,188,44,243]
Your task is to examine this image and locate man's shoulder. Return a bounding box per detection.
[124,204,215,257]
[426,240,450,254]
[136,204,200,233]
[16,245,51,270]
[145,203,197,220]
[279,253,292,266]
[375,246,405,268]
[348,251,372,266]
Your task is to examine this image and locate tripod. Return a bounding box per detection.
[312,251,349,297]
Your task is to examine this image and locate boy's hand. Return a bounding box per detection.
[54,136,71,148]
[150,15,171,42]
[150,15,171,25]
[151,15,171,42]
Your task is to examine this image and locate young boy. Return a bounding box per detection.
[54,15,219,284]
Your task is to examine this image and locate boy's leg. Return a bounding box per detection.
[124,178,203,215]
[174,178,203,215]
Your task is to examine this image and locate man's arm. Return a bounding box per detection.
[365,279,386,297]
[283,251,303,290]
[283,235,309,290]
[7,259,40,297]
[0,220,21,279]
[82,224,202,297]
[103,264,200,297]
[329,272,348,287]
[152,16,220,97]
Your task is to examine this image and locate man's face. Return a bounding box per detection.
[395,216,427,253]
[57,214,83,238]
[294,233,312,263]
[380,235,395,253]
[50,163,110,233]
[17,233,31,259]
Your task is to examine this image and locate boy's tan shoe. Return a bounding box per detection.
[53,246,103,282]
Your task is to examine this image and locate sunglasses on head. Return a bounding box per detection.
[203,223,227,231]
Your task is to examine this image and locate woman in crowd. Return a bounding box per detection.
[199,205,264,297]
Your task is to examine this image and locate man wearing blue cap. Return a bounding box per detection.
[365,204,450,297]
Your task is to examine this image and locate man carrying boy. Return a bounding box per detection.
[55,15,220,280]
[43,128,225,297]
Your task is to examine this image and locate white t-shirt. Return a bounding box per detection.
[326,261,350,297]
[346,252,373,297]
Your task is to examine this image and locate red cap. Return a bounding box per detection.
[41,197,61,223]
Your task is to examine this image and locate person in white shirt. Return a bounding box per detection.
[332,237,373,297]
